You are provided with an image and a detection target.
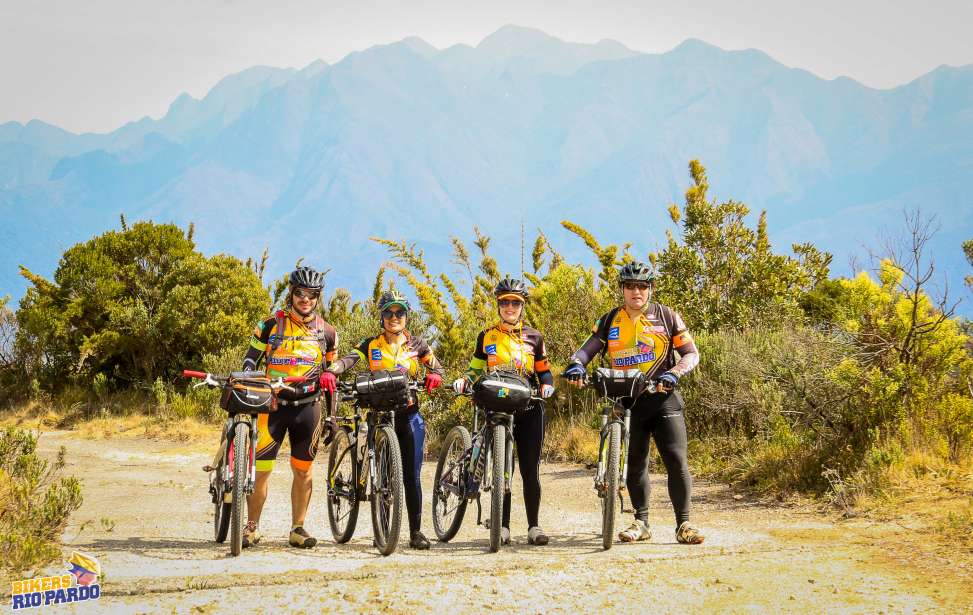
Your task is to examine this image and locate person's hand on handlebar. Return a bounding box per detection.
[319,371,337,395]
[540,384,555,399]
[452,377,470,395]
[424,373,443,393]
[563,361,586,387]
[658,371,678,392]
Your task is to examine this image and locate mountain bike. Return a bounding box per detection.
[325,370,414,556]
[583,367,666,550]
[184,369,302,556]
[431,370,540,553]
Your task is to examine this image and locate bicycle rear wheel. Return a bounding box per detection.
[602,421,621,551]
[327,427,360,543]
[432,426,471,542]
[489,424,506,553]
[371,425,403,556]
[229,421,250,556]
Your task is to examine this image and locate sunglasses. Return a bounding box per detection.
[622,282,650,291]
[498,299,524,308]
[382,309,407,320]
[293,288,320,300]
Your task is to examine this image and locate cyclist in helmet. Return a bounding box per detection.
[240,266,338,549]
[564,262,704,545]
[322,290,444,550]
[452,277,555,546]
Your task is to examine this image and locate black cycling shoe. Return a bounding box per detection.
[409,530,431,550]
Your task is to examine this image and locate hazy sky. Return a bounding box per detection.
[3,0,972,134]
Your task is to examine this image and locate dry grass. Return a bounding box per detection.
[543,420,598,465]
[2,400,218,443]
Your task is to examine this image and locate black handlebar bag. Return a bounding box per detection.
[473,370,532,413]
[355,369,411,410]
[220,374,274,414]
[591,367,646,400]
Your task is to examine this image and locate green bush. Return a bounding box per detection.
[0,428,82,578]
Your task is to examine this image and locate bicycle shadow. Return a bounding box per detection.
[429,531,609,555]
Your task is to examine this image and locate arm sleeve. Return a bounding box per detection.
[570,313,610,366]
[416,338,445,377]
[324,326,339,366]
[464,331,488,381]
[327,339,368,376]
[668,309,699,377]
[241,318,273,371]
[532,332,553,386]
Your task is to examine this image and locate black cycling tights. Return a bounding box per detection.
[626,391,692,528]
[502,405,545,529]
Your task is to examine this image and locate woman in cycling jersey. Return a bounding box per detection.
[452,278,555,546]
[564,262,704,545]
[321,291,444,550]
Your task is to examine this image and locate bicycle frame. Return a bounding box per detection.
[328,390,399,503]
[472,407,516,523]
[595,402,631,495]
[223,413,258,494]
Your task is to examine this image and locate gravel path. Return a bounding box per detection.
[38,431,971,614]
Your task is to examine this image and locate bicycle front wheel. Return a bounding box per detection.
[602,421,621,551]
[432,426,471,542]
[229,421,250,556]
[327,428,359,543]
[370,425,403,556]
[489,424,506,553]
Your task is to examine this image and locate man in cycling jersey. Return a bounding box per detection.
[564,262,704,545]
[322,291,444,549]
[453,278,555,546]
[241,266,338,549]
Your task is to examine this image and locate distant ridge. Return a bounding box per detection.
[2,26,970,307]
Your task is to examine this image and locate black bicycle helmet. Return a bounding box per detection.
[618,262,655,285]
[378,290,411,313]
[494,277,529,301]
[289,266,325,290]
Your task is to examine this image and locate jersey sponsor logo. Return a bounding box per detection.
[485,344,497,355]
[608,327,620,340]
[268,357,316,366]
[612,352,656,367]
[371,349,383,361]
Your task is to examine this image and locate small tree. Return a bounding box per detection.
[654,160,830,331]
[16,221,269,389]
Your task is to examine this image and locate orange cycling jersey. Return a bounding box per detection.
[575,304,698,379]
[466,323,551,385]
[355,333,437,378]
[328,331,444,380]
[242,310,338,400]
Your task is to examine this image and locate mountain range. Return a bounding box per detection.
[2,25,971,309]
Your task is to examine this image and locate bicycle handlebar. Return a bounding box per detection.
[181,369,304,393]
[560,372,671,394]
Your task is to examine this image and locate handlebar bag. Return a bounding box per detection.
[220,375,274,414]
[591,367,646,399]
[355,369,411,409]
[473,370,532,413]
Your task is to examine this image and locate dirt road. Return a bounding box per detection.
[38,431,971,614]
